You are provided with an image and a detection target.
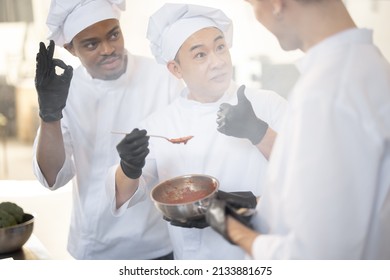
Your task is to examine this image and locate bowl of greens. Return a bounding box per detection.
[0,202,34,254]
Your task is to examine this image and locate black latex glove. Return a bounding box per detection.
[116,128,150,179]
[205,198,254,245]
[217,85,269,145]
[216,190,257,209]
[35,40,73,122]
[163,216,209,229]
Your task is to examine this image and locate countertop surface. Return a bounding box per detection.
[0,234,51,260]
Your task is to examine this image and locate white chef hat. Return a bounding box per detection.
[46,0,126,46]
[147,3,233,64]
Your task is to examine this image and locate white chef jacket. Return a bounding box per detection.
[110,82,287,259]
[33,52,182,259]
[251,28,390,259]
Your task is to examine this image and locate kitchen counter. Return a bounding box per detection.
[0,234,51,260]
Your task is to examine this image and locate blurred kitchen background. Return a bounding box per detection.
[0,0,389,259]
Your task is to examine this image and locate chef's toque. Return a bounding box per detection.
[46,0,126,46]
[147,3,233,64]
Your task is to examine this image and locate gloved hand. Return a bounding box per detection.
[163,216,209,229]
[217,190,257,209]
[205,198,254,245]
[217,85,269,145]
[116,128,150,179]
[35,40,73,122]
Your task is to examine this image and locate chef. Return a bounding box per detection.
[207,0,390,259]
[32,0,182,259]
[110,3,287,259]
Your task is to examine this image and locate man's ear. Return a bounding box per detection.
[167,60,182,79]
[64,43,77,57]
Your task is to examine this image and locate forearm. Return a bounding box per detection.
[115,167,139,209]
[36,120,65,187]
[227,216,259,256]
[256,127,276,160]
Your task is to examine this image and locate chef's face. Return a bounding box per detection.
[169,27,233,103]
[64,19,126,80]
[245,0,302,51]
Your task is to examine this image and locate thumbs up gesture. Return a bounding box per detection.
[216,85,269,145]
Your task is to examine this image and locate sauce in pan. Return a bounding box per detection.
[163,187,210,204]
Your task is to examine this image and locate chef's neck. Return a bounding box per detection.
[297,0,356,52]
[187,88,226,103]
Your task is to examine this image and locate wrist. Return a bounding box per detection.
[115,167,139,209]
[249,119,269,145]
[227,216,258,254]
[256,128,276,160]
